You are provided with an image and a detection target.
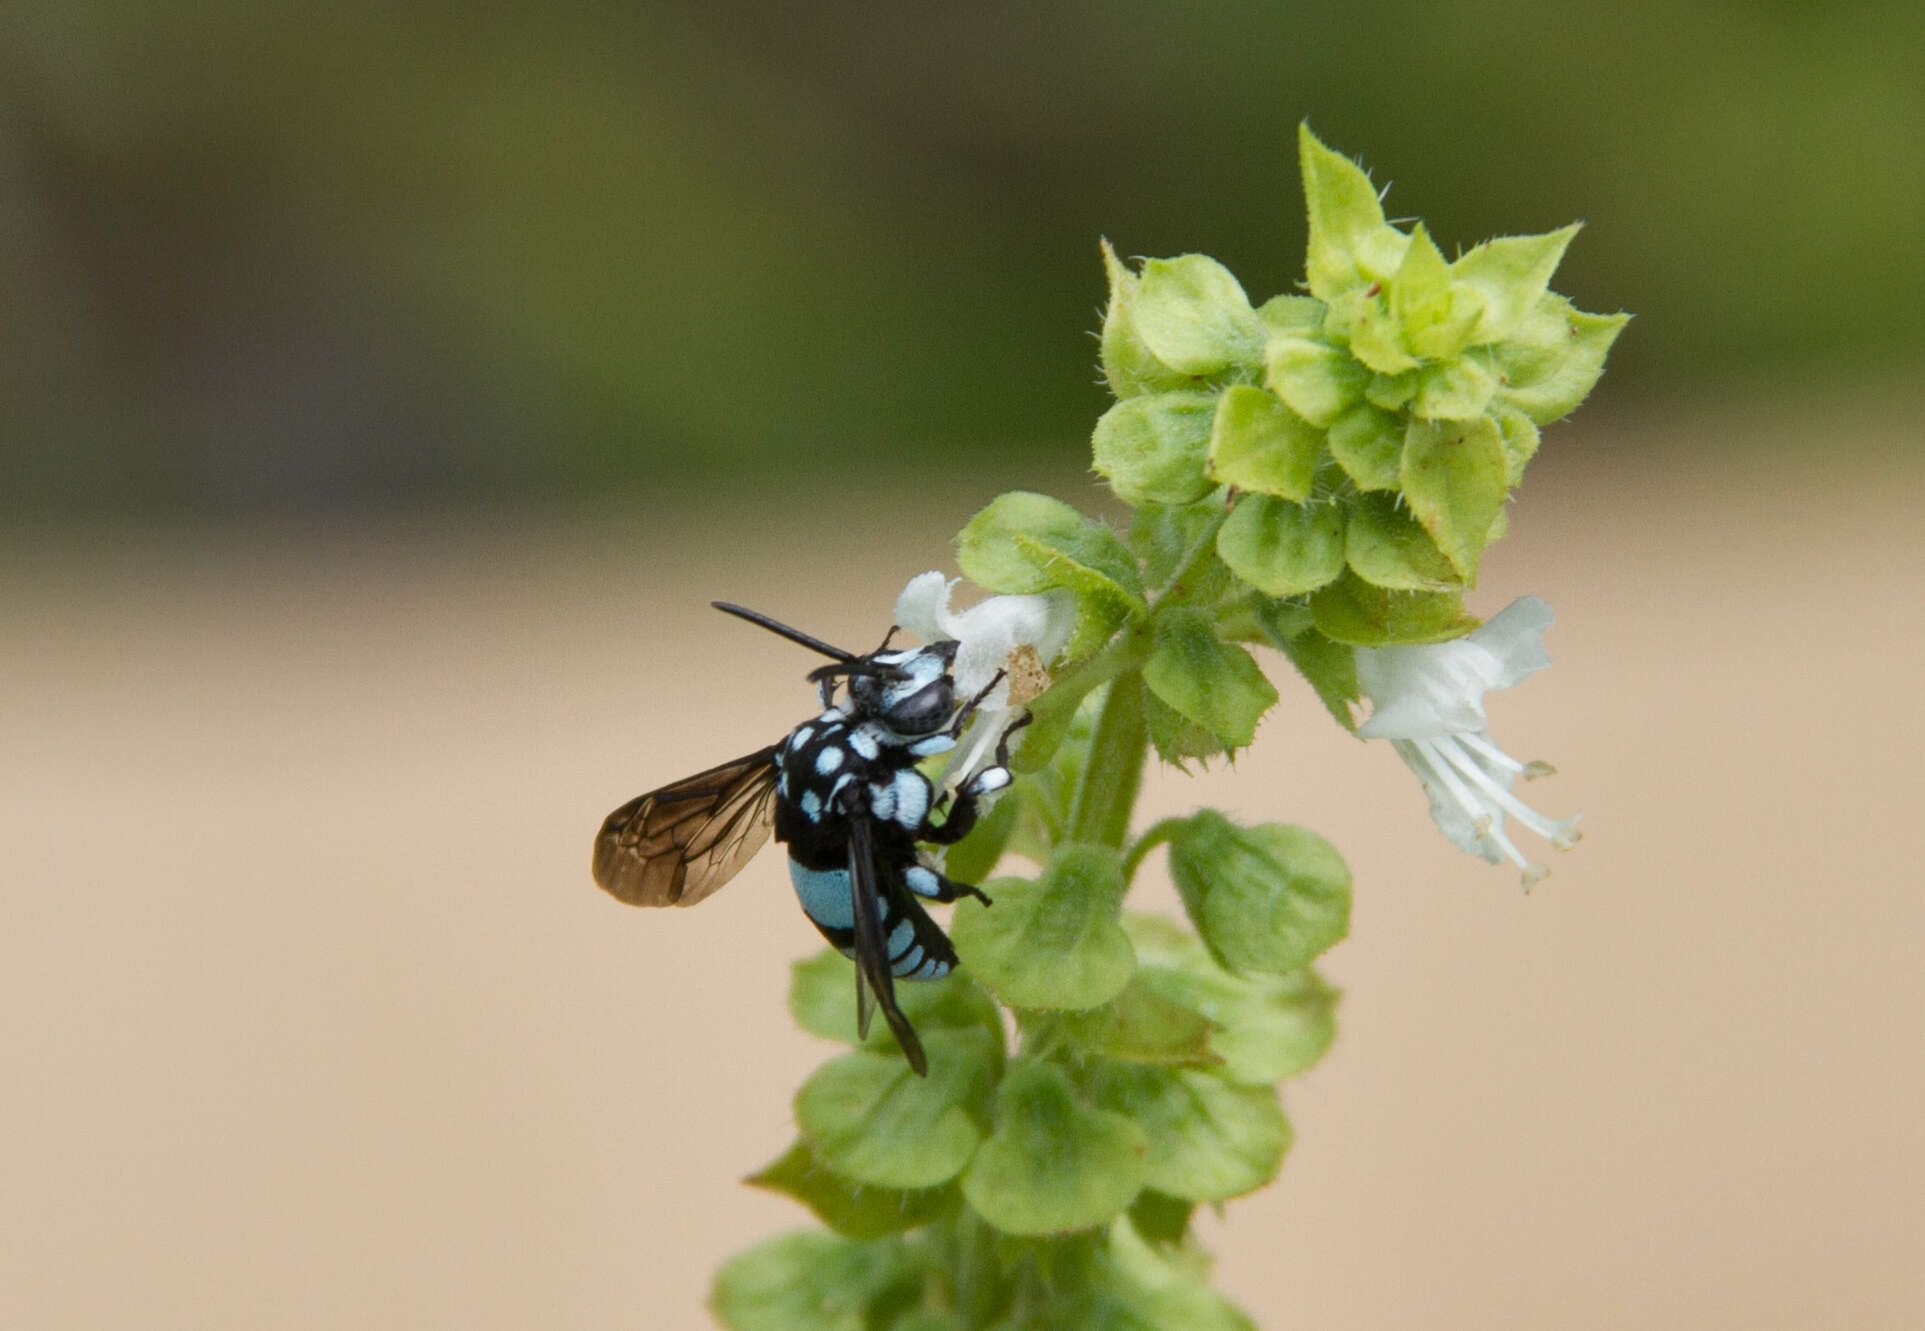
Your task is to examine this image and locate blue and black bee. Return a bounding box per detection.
[592,601,1026,1075]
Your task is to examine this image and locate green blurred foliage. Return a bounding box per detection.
[0,1,1918,514]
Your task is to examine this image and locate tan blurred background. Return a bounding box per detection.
[4,4,1923,1328]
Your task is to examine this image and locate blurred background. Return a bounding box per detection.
[3,4,1920,1328]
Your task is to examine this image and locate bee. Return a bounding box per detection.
[592,602,1026,1075]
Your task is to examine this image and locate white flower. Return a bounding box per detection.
[1354,596,1580,888]
[894,571,1074,790]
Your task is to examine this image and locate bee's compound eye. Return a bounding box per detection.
[885,680,953,735]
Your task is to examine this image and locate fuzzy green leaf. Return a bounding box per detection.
[1142,608,1279,751]
[1126,917,1341,1086]
[746,1139,951,1240]
[795,1029,998,1189]
[1216,494,1345,598]
[1330,284,1419,375]
[1490,293,1630,425]
[1345,492,1463,592]
[1017,1219,1257,1331]
[1259,615,1360,732]
[1144,688,1227,768]
[1090,1064,1292,1202]
[1092,392,1220,506]
[1299,124,1402,299]
[1166,811,1351,976]
[1061,976,1220,1068]
[1401,415,1510,581]
[1392,222,1478,361]
[1128,501,1221,590]
[1131,254,1266,377]
[1207,385,1320,501]
[710,1230,915,1331]
[789,949,1001,1052]
[1410,356,1499,421]
[1101,240,1198,398]
[1325,402,1404,491]
[1490,402,1542,485]
[1256,293,1323,337]
[958,491,1143,604]
[950,844,1135,1011]
[1263,334,1367,428]
[962,1062,1149,1236]
[1309,571,1480,646]
[1453,224,1581,345]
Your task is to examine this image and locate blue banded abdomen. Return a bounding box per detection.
[787,858,952,981]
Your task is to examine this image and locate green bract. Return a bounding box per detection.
[710,1230,916,1331]
[795,1029,999,1189]
[1091,392,1219,506]
[1166,811,1351,976]
[949,844,1135,1011]
[962,1063,1149,1235]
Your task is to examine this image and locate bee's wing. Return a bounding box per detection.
[592,747,781,907]
[847,814,929,1076]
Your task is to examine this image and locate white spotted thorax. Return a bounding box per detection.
[893,572,1074,797]
[1354,596,1581,888]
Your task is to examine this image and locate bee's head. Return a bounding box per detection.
[843,642,959,736]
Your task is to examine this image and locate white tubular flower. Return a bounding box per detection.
[1354,596,1580,888]
[894,571,1074,789]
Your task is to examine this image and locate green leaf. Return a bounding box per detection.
[1061,976,1219,1068]
[1141,608,1279,751]
[1329,284,1419,375]
[1018,1219,1257,1331]
[958,491,1144,604]
[1256,293,1323,337]
[950,845,1135,1011]
[1345,492,1464,592]
[1325,402,1404,491]
[790,949,1002,1052]
[1091,392,1220,506]
[1409,355,1498,421]
[1126,920,1340,1086]
[961,1062,1149,1236]
[1128,501,1221,590]
[1216,494,1345,598]
[1263,334,1367,428]
[1206,385,1320,500]
[1125,915,1341,1086]
[1126,1189,1196,1246]
[710,1230,915,1331]
[1391,222,1477,361]
[1489,293,1630,425]
[1299,123,1402,299]
[795,1029,999,1189]
[1144,688,1226,768]
[1166,810,1351,975]
[1490,402,1542,485]
[1090,1064,1291,1202]
[747,1139,951,1239]
[1100,240,1197,398]
[1259,616,1360,732]
[1452,224,1581,345]
[1401,415,1510,581]
[1309,571,1480,646]
[1131,254,1266,378]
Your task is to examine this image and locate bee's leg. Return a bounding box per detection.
[920,711,1032,845]
[902,863,992,908]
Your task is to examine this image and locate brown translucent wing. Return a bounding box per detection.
[592,747,781,907]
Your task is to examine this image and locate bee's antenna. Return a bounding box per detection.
[712,601,858,663]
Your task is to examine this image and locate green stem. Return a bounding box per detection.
[1065,670,1149,850]
[1121,816,1187,884]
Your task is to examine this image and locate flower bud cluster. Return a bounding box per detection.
[1096,125,1627,649]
